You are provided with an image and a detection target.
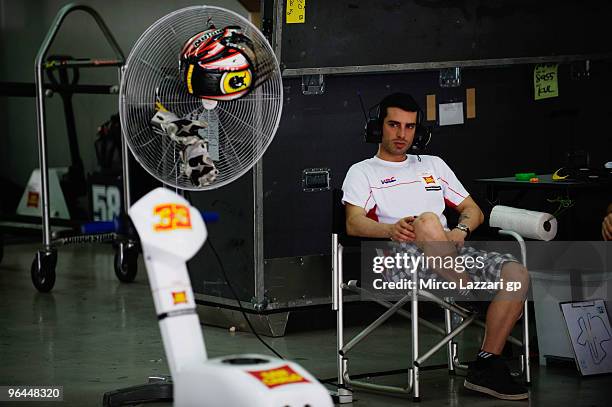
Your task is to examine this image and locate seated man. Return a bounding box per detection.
[341,93,530,400]
[602,203,612,241]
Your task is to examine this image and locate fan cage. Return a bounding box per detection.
[120,6,283,190]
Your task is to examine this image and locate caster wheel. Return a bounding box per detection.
[31,249,57,292]
[114,241,138,282]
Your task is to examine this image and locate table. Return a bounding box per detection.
[474,173,611,300]
[475,174,611,237]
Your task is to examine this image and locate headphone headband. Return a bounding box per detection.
[376,94,422,125]
[364,93,431,152]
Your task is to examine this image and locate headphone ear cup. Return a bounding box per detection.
[410,125,431,152]
[365,118,382,143]
[410,126,423,152]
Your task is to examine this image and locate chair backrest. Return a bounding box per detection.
[332,188,387,246]
[332,188,346,235]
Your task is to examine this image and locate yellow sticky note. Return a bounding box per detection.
[286,0,306,24]
[466,88,476,119]
[426,94,436,121]
[534,64,559,100]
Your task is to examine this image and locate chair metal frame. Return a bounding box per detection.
[331,191,531,402]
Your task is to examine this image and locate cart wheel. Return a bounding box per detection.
[114,241,138,282]
[31,249,57,292]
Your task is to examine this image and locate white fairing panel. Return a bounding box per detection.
[129,187,207,261]
[174,354,334,407]
[130,189,332,406]
[129,187,208,374]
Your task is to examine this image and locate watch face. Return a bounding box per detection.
[456,224,470,237]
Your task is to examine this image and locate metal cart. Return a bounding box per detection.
[31,3,137,292]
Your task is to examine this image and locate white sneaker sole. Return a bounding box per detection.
[464,380,529,400]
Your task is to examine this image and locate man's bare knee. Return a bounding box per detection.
[500,262,530,296]
[413,212,446,241]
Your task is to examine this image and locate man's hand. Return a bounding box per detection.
[446,228,467,248]
[603,213,612,241]
[390,216,417,242]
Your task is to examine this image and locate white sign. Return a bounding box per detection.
[561,300,612,375]
[439,102,464,126]
[17,168,70,219]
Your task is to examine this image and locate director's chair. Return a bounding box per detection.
[330,189,531,402]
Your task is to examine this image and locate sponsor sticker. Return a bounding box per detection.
[381,177,397,185]
[420,172,441,191]
[221,70,252,93]
[172,291,188,305]
[422,175,435,184]
[247,365,309,389]
[27,192,39,208]
[153,203,192,231]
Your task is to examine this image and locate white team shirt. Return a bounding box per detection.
[341,154,469,230]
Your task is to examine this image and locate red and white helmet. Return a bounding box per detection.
[179,26,256,101]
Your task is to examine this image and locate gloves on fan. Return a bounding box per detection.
[151,106,219,187]
[151,110,207,146]
[180,140,219,187]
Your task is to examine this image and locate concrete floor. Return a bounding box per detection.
[1,242,610,406]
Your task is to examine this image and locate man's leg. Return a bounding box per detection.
[412,213,530,400]
[464,262,530,400]
[412,213,530,351]
[482,262,530,354]
[411,212,450,244]
[412,212,470,285]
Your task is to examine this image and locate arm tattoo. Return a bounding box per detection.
[458,213,470,223]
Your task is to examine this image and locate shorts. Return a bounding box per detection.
[379,243,520,294]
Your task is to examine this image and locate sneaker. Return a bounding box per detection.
[464,356,529,400]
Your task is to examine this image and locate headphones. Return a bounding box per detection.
[364,93,431,153]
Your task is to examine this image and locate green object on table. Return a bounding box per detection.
[515,172,537,181]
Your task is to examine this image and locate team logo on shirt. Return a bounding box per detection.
[420,173,441,191]
[381,177,397,185]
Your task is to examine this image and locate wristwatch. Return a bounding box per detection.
[454,223,471,239]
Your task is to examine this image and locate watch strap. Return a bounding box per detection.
[455,223,471,239]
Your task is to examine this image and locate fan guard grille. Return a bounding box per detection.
[120,6,282,190]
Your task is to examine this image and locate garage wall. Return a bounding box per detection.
[263,63,612,256]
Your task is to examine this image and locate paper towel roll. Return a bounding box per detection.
[490,205,557,241]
